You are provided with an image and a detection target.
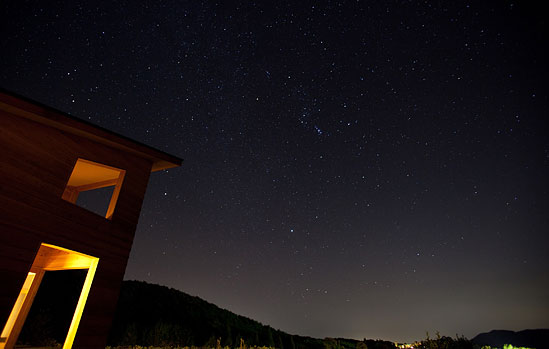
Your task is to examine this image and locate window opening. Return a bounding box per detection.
[62,158,125,219]
[75,186,115,217]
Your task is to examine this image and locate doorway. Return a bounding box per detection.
[0,243,99,349]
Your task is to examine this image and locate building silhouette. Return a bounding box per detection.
[0,90,181,348]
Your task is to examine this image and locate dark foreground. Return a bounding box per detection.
[16,279,548,349]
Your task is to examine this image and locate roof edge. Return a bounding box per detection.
[0,89,182,172]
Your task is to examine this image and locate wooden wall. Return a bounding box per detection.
[0,108,154,347]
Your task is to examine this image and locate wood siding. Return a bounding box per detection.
[0,107,155,347]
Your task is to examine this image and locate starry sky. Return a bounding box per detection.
[1,0,548,343]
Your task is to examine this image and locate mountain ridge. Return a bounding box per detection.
[107,280,394,348]
[471,329,549,348]
[16,276,546,348]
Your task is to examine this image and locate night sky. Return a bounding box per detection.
[1,1,548,343]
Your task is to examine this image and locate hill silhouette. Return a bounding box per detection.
[107,280,394,349]
[471,329,549,348]
[21,277,542,348]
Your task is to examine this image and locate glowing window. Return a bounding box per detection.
[0,243,99,349]
[62,159,125,219]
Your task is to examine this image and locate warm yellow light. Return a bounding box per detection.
[0,243,99,348]
[65,158,122,188]
[63,258,98,348]
[61,158,125,219]
[0,272,36,347]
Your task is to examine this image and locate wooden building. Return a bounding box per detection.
[0,90,182,348]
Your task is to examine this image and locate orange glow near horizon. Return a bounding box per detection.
[0,243,99,349]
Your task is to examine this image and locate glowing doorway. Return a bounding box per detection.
[0,243,99,348]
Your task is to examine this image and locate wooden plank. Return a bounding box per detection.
[106,171,125,220]
[0,92,180,347]
[70,178,118,192]
[2,269,45,348]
